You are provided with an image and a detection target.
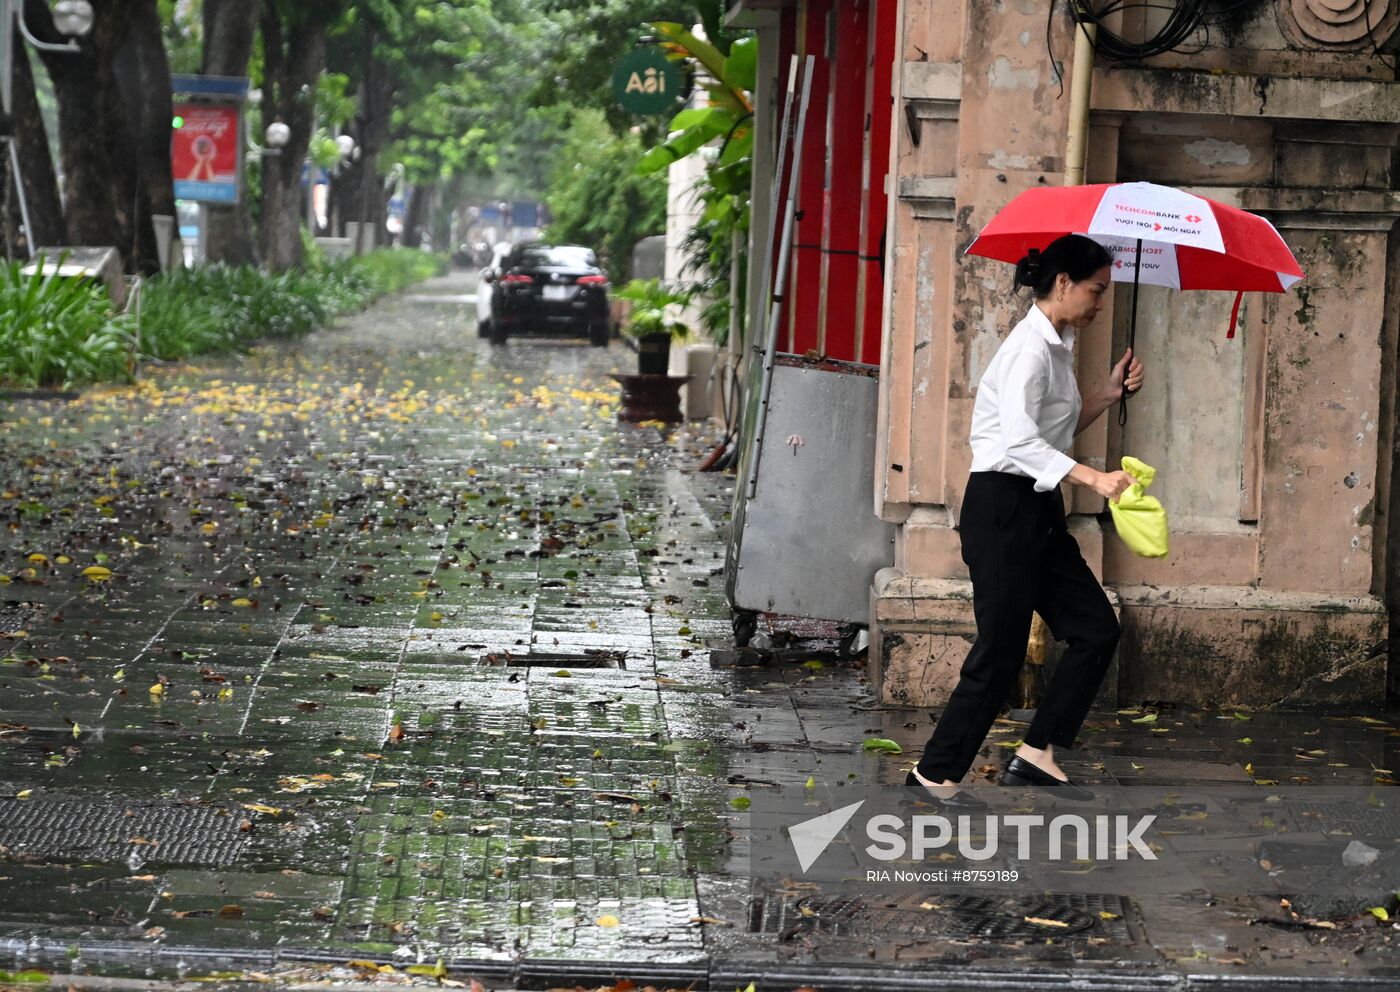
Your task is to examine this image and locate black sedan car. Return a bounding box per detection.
[482,243,611,346]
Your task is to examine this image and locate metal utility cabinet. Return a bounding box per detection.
[725,354,895,636]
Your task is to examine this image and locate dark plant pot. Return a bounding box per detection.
[610,373,693,423]
[637,332,672,375]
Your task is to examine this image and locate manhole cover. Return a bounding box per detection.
[751,892,1130,941]
[0,800,249,867]
[479,650,626,669]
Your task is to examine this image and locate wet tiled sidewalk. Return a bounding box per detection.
[0,271,1398,990]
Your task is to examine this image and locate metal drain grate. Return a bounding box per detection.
[0,603,30,634]
[0,800,249,867]
[479,650,626,669]
[1289,801,1400,835]
[750,892,1132,941]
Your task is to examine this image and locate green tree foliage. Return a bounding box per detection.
[159,0,204,74]
[544,109,666,285]
[635,19,755,345]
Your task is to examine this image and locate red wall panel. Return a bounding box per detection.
[817,0,870,361]
[857,0,897,367]
[785,0,832,355]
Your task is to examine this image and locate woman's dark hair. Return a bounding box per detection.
[1013,234,1113,298]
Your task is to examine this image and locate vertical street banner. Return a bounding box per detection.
[171,102,242,203]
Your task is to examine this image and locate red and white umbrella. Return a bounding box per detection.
[966,181,1304,337]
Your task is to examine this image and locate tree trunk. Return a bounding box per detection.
[351,47,393,255]
[6,36,65,254]
[260,1,331,271]
[430,182,454,253]
[201,0,261,266]
[28,0,173,273]
[402,183,431,249]
[27,0,119,251]
[110,0,177,273]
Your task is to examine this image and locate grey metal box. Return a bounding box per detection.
[726,355,895,624]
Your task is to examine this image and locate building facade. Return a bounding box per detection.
[727,0,1400,708]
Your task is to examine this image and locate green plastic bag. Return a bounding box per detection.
[1108,456,1169,558]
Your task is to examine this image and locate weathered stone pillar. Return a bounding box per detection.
[872,0,1078,705]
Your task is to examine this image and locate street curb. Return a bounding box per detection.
[18,939,1400,991]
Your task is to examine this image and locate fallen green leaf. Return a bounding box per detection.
[405,958,448,978]
[862,738,902,754]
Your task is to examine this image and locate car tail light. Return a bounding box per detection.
[576,275,608,286]
[501,274,534,284]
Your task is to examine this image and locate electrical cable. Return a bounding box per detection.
[1068,0,1209,62]
[1363,1,1400,73]
[1047,0,1066,98]
[1074,0,1395,75]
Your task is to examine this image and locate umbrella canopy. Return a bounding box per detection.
[966,181,1306,425]
[966,182,1304,296]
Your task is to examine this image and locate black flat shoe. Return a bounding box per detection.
[903,770,989,811]
[999,755,1094,801]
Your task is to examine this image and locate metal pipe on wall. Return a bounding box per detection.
[1063,12,1097,186]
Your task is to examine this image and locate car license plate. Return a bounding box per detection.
[542,285,572,301]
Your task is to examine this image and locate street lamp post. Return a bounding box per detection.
[0,0,94,257]
[264,120,290,154]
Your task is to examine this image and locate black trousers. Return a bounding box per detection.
[917,471,1120,783]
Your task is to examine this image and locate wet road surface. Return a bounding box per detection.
[0,270,1398,988]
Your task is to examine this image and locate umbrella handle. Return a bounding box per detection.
[1117,238,1143,429]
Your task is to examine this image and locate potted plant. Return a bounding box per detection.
[615,278,693,375]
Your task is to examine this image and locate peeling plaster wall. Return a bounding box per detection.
[1115,285,1249,525]
[871,0,1400,709]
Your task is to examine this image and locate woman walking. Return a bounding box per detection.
[910,234,1144,805]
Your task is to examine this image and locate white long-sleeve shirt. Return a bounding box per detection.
[968,304,1081,492]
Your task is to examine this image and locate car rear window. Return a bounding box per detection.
[513,246,596,269]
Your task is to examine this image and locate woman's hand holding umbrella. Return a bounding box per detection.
[1110,347,1145,398]
[1107,346,1145,418]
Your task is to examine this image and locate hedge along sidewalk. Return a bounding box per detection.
[0,248,446,391]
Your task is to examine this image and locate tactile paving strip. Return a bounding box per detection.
[0,799,248,867]
[335,794,699,953]
[751,892,1133,941]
